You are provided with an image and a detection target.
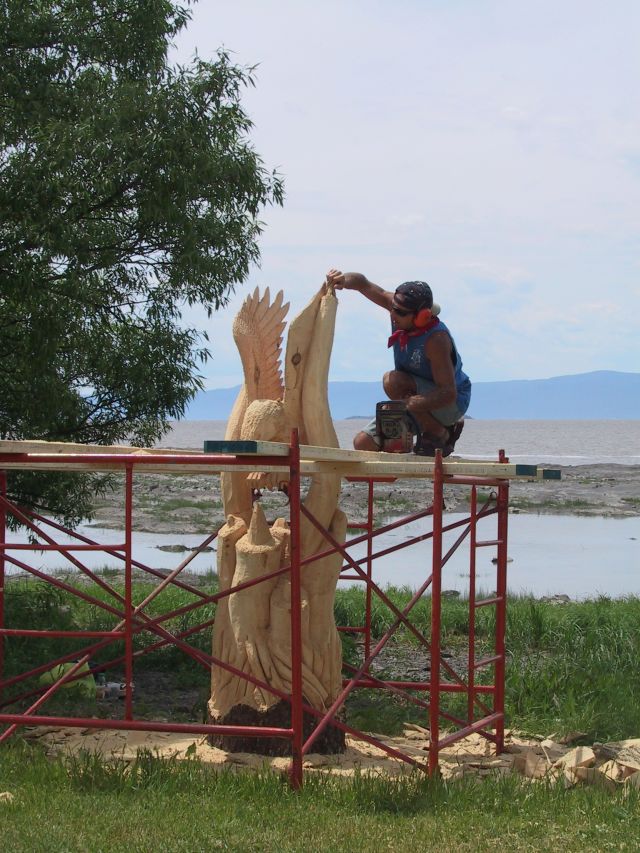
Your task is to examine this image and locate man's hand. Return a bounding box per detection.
[327,268,393,310]
[326,269,368,290]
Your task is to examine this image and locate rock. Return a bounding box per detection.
[156,544,214,553]
[404,724,429,742]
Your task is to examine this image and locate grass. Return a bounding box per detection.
[3,582,640,848]
[1,739,639,852]
[154,497,223,512]
[2,575,218,696]
[379,496,417,514]
[3,580,640,743]
[339,588,640,741]
[462,490,496,506]
[510,496,597,512]
[552,499,596,510]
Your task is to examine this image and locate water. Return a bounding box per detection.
[339,513,640,600]
[4,419,639,597]
[2,525,217,578]
[156,419,640,466]
[4,514,639,600]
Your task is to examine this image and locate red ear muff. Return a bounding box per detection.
[414,307,432,327]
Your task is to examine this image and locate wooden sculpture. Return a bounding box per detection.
[208,282,347,753]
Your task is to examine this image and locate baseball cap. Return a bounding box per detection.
[394,281,433,311]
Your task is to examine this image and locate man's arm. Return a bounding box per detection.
[326,268,393,311]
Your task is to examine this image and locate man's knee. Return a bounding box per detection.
[353,431,380,451]
[383,370,416,399]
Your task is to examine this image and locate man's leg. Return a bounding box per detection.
[353,371,462,453]
[353,372,417,451]
[353,413,384,450]
[382,371,449,442]
[353,429,381,451]
[383,370,465,456]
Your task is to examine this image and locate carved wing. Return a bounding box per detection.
[282,286,324,435]
[224,288,289,441]
[235,287,289,402]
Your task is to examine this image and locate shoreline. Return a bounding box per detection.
[88,462,640,535]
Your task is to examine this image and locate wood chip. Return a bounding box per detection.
[624,771,640,789]
[513,750,548,779]
[553,746,595,770]
[574,766,618,792]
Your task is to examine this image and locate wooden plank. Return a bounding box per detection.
[204,441,559,480]
[301,445,413,463]
[0,438,561,481]
[298,460,543,479]
[0,439,200,456]
[0,457,547,479]
[0,460,287,475]
[204,439,419,463]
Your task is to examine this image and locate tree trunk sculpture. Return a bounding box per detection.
[208,282,347,753]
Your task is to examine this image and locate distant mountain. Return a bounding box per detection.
[463,371,640,420]
[183,371,640,420]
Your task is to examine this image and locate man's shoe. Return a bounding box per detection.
[414,419,464,458]
[440,419,465,456]
[413,434,437,457]
[449,419,465,445]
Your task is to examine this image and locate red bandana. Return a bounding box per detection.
[387,317,439,351]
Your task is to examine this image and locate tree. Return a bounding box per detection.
[0,0,283,524]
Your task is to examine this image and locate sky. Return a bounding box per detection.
[171,0,640,389]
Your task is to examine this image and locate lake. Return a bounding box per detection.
[4,512,638,600]
[3,418,639,598]
[157,418,640,467]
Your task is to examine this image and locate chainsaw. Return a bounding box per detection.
[375,401,420,453]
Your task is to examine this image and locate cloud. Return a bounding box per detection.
[170,0,640,385]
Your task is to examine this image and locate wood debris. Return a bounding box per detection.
[17,724,640,791]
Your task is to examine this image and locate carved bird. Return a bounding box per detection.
[221,283,338,522]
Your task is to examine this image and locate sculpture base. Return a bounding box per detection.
[208,699,346,756]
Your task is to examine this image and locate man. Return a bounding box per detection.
[327,269,471,456]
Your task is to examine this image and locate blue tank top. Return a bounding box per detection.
[392,319,471,412]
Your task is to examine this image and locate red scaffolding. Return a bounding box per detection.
[0,434,525,787]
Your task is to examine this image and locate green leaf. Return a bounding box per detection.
[0,0,284,524]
